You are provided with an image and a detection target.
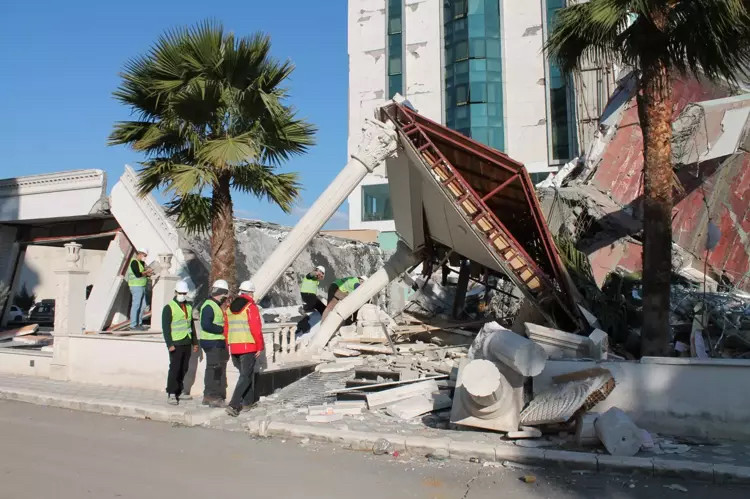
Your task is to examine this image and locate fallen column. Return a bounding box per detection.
[473,322,548,376]
[251,118,399,302]
[308,241,422,351]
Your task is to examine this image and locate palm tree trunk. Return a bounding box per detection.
[210,173,237,290]
[636,60,673,357]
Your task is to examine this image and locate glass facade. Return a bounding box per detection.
[444,0,504,151]
[362,183,393,222]
[387,0,404,98]
[545,0,576,162]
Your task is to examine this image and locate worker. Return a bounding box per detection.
[300,265,326,315]
[224,280,265,417]
[322,275,366,321]
[163,280,198,405]
[199,279,230,407]
[126,248,153,330]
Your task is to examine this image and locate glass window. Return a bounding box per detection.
[388,74,403,98]
[362,184,393,222]
[545,0,576,161]
[387,1,404,98]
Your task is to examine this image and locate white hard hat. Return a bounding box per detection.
[138,248,149,255]
[315,265,326,274]
[239,280,255,293]
[359,275,368,282]
[212,279,229,291]
[175,280,189,293]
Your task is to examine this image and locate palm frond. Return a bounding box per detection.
[165,193,213,235]
[196,132,260,167]
[231,163,301,213]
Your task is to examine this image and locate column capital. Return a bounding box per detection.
[350,118,399,173]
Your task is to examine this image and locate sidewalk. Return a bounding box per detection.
[1,373,749,485]
[0,373,223,426]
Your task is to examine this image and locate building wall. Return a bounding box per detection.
[347,0,580,230]
[15,246,106,302]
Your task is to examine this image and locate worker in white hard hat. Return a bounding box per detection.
[162,280,198,405]
[299,265,327,315]
[126,248,154,330]
[224,280,265,417]
[199,279,230,407]
[322,275,365,322]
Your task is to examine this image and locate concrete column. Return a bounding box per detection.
[50,242,89,381]
[150,253,179,333]
[309,241,422,351]
[252,118,399,301]
[472,322,548,377]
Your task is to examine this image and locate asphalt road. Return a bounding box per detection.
[0,400,747,499]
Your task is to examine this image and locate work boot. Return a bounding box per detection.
[167,394,178,406]
[241,403,255,412]
[209,399,226,408]
[180,393,193,401]
[225,405,240,417]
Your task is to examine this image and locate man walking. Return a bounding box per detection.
[224,280,264,417]
[322,275,365,321]
[300,265,326,315]
[200,279,229,407]
[127,248,153,330]
[163,280,198,405]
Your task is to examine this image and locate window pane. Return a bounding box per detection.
[388,16,402,34]
[469,82,487,102]
[388,56,402,74]
[362,184,393,222]
[388,74,403,98]
[486,39,501,58]
[469,59,486,72]
[454,40,469,60]
[469,38,485,58]
[468,14,485,38]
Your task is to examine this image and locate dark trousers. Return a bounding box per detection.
[203,346,228,400]
[301,292,326,315]
[229,353,257,410]
[166,344,191,396]
[327,283,339,302]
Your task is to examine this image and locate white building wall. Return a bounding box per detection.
[15,246,106,302]
[403,0,442,122]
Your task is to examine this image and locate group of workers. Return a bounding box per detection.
[299,265,366,321]
[160,278,264,417]
[126,248,366,415]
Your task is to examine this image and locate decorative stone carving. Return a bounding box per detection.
[158,253,173,276]
[351,118,399,173]
[64,242,83,269]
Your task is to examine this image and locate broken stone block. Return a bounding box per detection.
[525,322,593,359]
[365,379,439,410]
[332,347,361,357]
[507,427,543,439]
[594,408,642,457]
[306,413,344,423]
[385,391,452,420]
[588,329,609,360]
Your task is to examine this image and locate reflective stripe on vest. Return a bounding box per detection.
[226,305,256,346]
[199,299,225,341]
[126,258,148,287]
[337,277,360,294]
[300,276,319,294]
[168,301,192,342]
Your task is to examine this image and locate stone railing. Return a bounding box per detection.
[263,323,312,367]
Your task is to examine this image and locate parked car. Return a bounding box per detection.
[8,305,25,323]
[28,300,55,326]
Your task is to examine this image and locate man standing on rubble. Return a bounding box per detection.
[199,280,230,407]
[127,248,153,331]
[300,265,326,315]
[163,280,198,405]
[224,280,265,417]
[322,275,366,321]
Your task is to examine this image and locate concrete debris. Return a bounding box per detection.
[594,407,642,457]
[470,322,548,377]
[332,347,361,357]
[663,484,688,493]
[520,368,615,426]
[0,324,39,341]
[385,391,452,420]
[507,427,543,439]
[306,413,344,423]
[373,438,393,456]
[575,413,600,447]
[587,329,609,361]
[366,379,439,410]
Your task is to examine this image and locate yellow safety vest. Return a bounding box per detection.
[300,276,319,294]
[199,299,225,341]
[226,305,256,346]
[127,258,148,287]
[167,301,192,342]
[336,277,360,294]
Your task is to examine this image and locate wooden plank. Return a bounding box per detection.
[338,342,393,355]
[366,379,440,410]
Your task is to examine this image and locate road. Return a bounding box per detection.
[0,401,746,499]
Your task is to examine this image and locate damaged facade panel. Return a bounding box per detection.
[379,103,584,331]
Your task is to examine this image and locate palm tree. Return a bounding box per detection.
[110,21,316,288]
[545,1,750,356]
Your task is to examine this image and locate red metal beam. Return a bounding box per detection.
[481,174,519,202]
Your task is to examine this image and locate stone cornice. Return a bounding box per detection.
[0,170,106,198]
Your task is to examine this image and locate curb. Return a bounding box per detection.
[0,387,222,427]
[246,420,750,485]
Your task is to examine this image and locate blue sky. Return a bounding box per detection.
[0,0,350,228]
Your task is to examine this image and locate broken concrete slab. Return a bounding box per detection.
[470,322,548,376]
[588,329,609,361]
[306,413,344,423]
[575,412,600,447]
[385,391,452,420]
[507,427,543,439]
[520,368,615,426]
[595,407,642,457]
[525,323,593,360]
[365,379,439,410]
